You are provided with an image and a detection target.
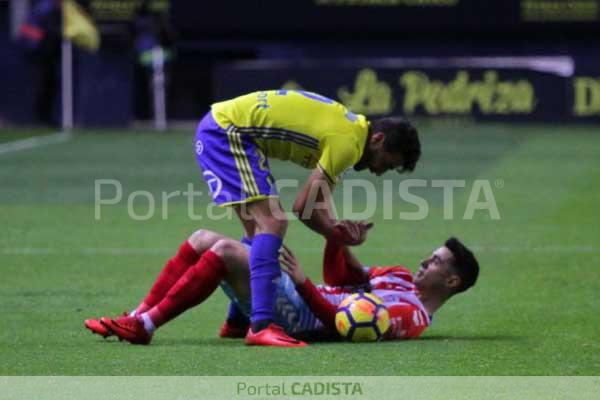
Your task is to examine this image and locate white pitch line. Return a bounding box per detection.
[1,245,599,256]
[0,131,72,156]
[0,247,173,255]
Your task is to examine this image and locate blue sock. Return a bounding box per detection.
[226,302,250,327]
[240,236,253,247]
[249,233,282,329]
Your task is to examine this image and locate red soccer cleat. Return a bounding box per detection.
[245,323,307,347]
[101,316,152,345]
[218,320,249,338]
[85,311,131,339]
[84,318,113,338]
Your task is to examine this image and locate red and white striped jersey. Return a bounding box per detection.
[316,266,431,340]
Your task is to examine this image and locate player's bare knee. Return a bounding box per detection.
[211,238,242,259]
[187,229,222,253]
[211,239,249,274]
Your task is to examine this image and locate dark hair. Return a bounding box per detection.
[445,237,479,294]
[370,117,421,172]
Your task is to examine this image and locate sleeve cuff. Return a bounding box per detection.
[317,163,336,185]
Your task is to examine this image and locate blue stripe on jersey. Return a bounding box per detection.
[237,127,319,149]
[247,132,319,150]
[237,126,320,149]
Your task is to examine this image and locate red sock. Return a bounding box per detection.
[136,241,200,314]
[147,250,228,328]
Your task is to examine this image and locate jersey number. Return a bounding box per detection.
[276,89,334,104]
[276,90,358,122]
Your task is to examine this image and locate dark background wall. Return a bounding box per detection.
[1,0,600,126]
[0,2,41,125]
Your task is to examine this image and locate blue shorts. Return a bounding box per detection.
[194,112,278,206]
[220,272,323,335]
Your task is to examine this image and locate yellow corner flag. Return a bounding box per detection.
[62,0,100,52]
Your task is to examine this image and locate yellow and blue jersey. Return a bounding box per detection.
[211,90,369,184]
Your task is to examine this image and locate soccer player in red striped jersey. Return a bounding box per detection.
[279,223,480,340]
[85,224,478,344]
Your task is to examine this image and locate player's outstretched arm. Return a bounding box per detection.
[323,229,370,286]
[292,168,337,237]
[280,245,338,332]
[293,169,371,246]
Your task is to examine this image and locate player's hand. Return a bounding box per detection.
[279,244,306,285]
[330,220,373,246]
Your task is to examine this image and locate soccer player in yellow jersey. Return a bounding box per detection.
[108,90,421,347]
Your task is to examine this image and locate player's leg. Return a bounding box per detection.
[243,198,287,330]
[211,222,307,347]
[145,238,248,330]
[219,207,255,337]
[105,238,248,344]
[84,229,224,338]
[193,114,301,345]
[235,205,257,241]
[134,229,225,314]
[241,199,306,346]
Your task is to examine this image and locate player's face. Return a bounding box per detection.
[368,150,403,176]
[357,132,404,176]
[414,246,456,291]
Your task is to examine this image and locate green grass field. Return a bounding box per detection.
[1,123,599,375]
